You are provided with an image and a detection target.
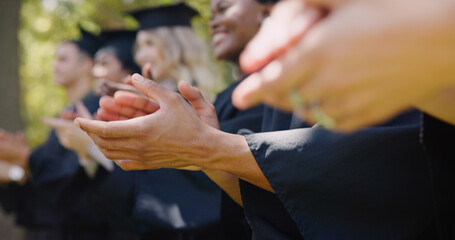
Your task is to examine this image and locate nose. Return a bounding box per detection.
[135,51,147,67]
[209,15,222,36]
[93,64,106,78]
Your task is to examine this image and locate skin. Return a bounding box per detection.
[0,131,30,169]
[54,42,94,104]
[134,31,167,81]
[93,51,131,95]
[210,0,269,64]
[47,45,140,159]
[232,0,455,131]
[74,74,274,195]
[91,0,275,204]
[0,42,94,176]
[43,102,93,159]
[0,161,27,184]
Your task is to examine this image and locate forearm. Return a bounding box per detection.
[415,85,455,125]
[201,130,274,193]
[202,169,243,206]
[0,162,11,183]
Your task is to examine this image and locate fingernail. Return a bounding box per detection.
[74,118,81,128]
[132,74,144,83]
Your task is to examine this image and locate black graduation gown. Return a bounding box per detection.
[240,108,435,239]
[10,92,109,239]
[421,114,455,239]
[88,164,141,240]
[131,169,222,239]
[214,79,265,240]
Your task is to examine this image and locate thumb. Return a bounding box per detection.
[131,73,171,104]
[141,63,153,80]
[123,75,133,85]
[178,81,212,111]
[76,102,93,119]
[42,117,69,129]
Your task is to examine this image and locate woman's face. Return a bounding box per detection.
[134,31,166,80]
[210,0,266,62]
[93,51,128,83]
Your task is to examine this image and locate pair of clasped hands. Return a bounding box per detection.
[73,0,455,171]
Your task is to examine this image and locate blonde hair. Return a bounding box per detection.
[139,27,220,101]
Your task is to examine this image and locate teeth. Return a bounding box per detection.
[212,33,225,44]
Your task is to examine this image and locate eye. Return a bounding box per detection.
[218,1,232,14]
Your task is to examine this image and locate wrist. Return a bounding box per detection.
[8,165,26,183]
[17,147,30,169]
[200,129,252,173]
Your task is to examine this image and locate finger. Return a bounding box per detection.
[101,95,150,119]
[98,149,144,161]
[177,166,202,171]
[240,0,323,73]
[114,159,147,171]
[178,81,213,113]
[0,129,6,139]
[74,117,136,138]
[334,106,408,132]
[59,110,78,120]
[76,102,93,119]
[42,117,71,129]
[141,63,153,80]
[97,108,130,121]
[15,131,26,144]
[234,50,315,110]
[122,75,133,86]
[131,74,175,104]
[100,96,138,119]
[329,90,413,132]
[303,0,347,8]
[88,133,139,151]
[234,14,326,110]
[114,91,159,114]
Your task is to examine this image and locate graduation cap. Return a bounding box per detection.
[128,2,199,31]
[256,0,280,3]
[71,26,103,58]
[99,29,140,73]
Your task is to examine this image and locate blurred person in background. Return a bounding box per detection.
[0,27,110,240]
[131,3,219,101]
[43,29,143,240]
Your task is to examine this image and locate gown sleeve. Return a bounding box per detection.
[244,123,434,239]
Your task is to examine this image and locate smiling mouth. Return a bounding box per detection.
[212,32,227,47]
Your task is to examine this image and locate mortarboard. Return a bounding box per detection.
[72,26,103,58]
[128,2,199,31]
[99,30,140,73]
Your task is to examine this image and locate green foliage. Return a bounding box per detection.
[20,0,233,147]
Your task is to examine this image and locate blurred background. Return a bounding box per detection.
[0,0,233,238]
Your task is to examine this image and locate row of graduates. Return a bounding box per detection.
[0,3,232,240]
[0,0,442,239]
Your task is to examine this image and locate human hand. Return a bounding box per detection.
[74,74,220,171]
[43,102,93,158]
[234,0,455,131]
[96,79,143,97]
[97,74,219,129]
[97,91,159,121]
[0,130,30,168]
[97,64,158,121]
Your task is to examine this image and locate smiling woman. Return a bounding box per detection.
[210,0,269,65]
